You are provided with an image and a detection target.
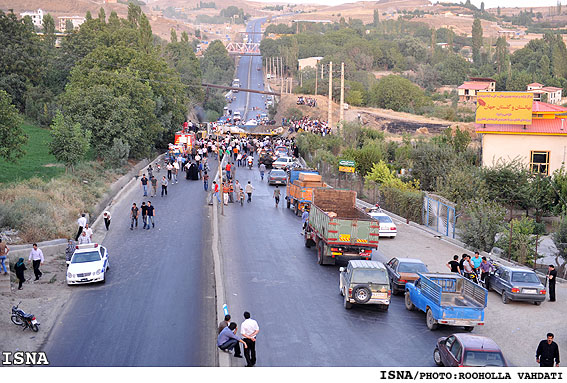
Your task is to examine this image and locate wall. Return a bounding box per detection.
[482,133,567,174]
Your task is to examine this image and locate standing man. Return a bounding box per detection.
[548,265,557,302]
[536,333,560,367]
[471,251,482,273]
[130,203,139,230]
[209,181,221,205]
[203,171,209,191]
[259,163,266,181]
[140,174,149,196]
[150,176,158,197]
[447,255,461,274]
[103,211,111,231]
[166,162,173,180]
[28,243,44,281]
[161,176,168,197]
[0,238,9,275]
[141,201,148,229]
[83,223,93,242]
[75,213,87,241]
[65,239,75,262]
[78,231,91,245]
[241,311,259,367]
[301,208,309,233]
[245,181,254,203]
[146,201,155,230]
[173,161,179,184]
[226,162,232,180]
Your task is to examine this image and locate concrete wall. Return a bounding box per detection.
[482,133,567,174]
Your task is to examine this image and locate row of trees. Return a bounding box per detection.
[0,7,233,168]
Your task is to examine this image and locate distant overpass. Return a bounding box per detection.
[225,42,261,56]
[201,83,280,96]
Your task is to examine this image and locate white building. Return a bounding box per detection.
[20,9,44,28]
[298,56,323,71]
[527,83,563,105]
[58,16,86,31]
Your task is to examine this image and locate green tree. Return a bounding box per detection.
[98,7,106,23]
[552,216,567,273]
[482,160,530,219]
[181,31,189,43]
[138,13,153,53]
[86,11,92,20]
[65,20,74,33]
[496,217,539,265]
[497,6,501,16]
[368,75,430,112]
[472,17,483,65]
[459,199,506,252]
[200,40,234,85]
[373,9,380,27]
[494,36,509,74]
[128,3,142,26]
[48,111,91,171]
[480,2,485,12]
[170,29,178,43]
[42,13,56,48]
[0,90,27,161]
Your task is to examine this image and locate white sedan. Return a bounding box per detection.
[368,211,397,238]
[272,156,295,170]
[66,243,109,285]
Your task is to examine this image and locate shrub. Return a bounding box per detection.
[459,198,506,252]
[106,138,130,168]
[495,216,540,266]
[378,186,423,223]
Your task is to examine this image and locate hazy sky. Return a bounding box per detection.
[256,0,562,9]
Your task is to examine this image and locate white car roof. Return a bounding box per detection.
[74,243,103,253]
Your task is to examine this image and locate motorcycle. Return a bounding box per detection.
[11,302,39,332]
[247,158,253,170]
[156,164,161,173]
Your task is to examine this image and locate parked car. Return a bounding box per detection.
[268,169,287,185]
[385,257,428,295]
[272,156,295,170]
[368,210,397,238]
[339,260,391,310]
[488,264,546,305]
[434,333,507,367]
[66,243,109,285]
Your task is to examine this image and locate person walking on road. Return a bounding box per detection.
[273,186,281,207]
[83,223,93,242]
[536,333,560,367]
[146,201,155,230]
[203,171,209,191]
[15,258,26,290]
[141,201,148,229]
[75,213,87,241]
[209,181,221,205]
[161,176,168,197]
[301,208,309,233]
[150,176,158,197]
[173,162,179,184]
[226,162,232,180]
[259,163,266,181]
[103,211,111,230]
[547,265,557,302]
[167,162,173,180]
[479,257,493,288]
[245,181,254,203]
[28,243,44,281]
[0,238,9,275]
[447,255,461,274]
[241,311,259,367]
[130,203,139,230]
[218,322,246,358]
[140,174,149,196]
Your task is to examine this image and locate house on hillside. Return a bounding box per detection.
[20,9,43,28]
[526,83,563,105]
[476,102,567,175]
[458,77,496,103]
[58,16,85,31]
[497,29,522,39]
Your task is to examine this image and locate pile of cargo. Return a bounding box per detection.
[294,173,324,188]
[285,170,329,214]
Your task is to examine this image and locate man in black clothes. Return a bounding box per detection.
[548,265,557,302]
[447,255,461,274]
[536,333,560,367]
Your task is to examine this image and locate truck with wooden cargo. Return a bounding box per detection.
[404,273,488,331]
[285,170,328,215]
[304,189,380,265]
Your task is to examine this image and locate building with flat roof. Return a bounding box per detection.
[526,83,563,105]
[458,77,495,103]
[298,56,323,71]
[20,9,43,28]
[58,16,85,31]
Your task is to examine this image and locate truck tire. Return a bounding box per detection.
[379,304,389,312]
[352,285,372,304]
[426,308,438,330]
[294,202,299,216]
[287,198,291,209]
[463,326,474,332]
[344,295,352,309]
[305,237,312,248]
[404,291,415,311]
[317,241,325,265]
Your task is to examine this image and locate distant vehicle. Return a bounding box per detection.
[274,146,288,157]
[368,210,397,238]
[405,273,487,331]
[268,169,287,185]
[385,257,428,295]
[233,111,241,121]
[285,169,326,214]
[339,260,391,310]
[266,74,271,79]
[245,119,258,126]
[259,149,278,168]
[266,99,273,107]
[66,243,109,285]
[260,113,269,122]
[232,79,240,92]
[488,264,546,305]
[272,156,295,170]
[257,66,261,71]
[434,334,507,367]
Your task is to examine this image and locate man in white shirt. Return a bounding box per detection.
[83,223,93,241]
[75,213,87,241]
[78,231,91,245]
[28,243,44,280]
[241,311,259,367]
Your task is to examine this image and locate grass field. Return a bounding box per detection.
[0,123,64,183]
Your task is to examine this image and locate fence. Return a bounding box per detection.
[423,193,457,239]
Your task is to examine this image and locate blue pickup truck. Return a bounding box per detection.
[404,273,487,332]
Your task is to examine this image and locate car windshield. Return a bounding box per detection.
[351,269,388,284]
[271,170,286,176]
[374,215,393,224]
[398,263,428,273]
[71,251,101,264]
[511,272,540,283]
[463,351,505,367]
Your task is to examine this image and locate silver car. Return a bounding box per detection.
[488,264,546,305]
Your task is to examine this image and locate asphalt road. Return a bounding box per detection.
[43,165,217,366]
[219,160,457,367]
[232,18,267,123]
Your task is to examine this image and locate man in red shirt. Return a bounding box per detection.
[226,163,232,180]
[209,181,221,205]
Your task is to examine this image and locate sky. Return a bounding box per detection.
[255,0,562,9]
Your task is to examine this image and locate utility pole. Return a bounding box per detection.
[315,64,318,95]
[339,62,345,131]
[290,77,293,94]
[328,61,333,130]
[281,75,284,94]
[321,63,324,80]
[300,71,303,88]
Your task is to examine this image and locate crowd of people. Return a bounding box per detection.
[296,96,317,107]
[284,117,331,136]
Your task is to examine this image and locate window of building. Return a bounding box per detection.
[530,151,550,175]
